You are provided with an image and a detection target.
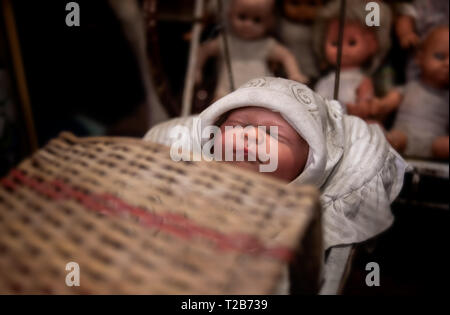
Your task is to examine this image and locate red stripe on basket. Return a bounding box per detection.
[2,169,293,262]
[1,177,17,190]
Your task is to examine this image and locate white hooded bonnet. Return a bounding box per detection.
[145,77,408,250]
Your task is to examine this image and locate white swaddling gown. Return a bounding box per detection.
[144,77,408,250]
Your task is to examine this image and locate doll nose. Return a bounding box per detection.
[242,19,254,28]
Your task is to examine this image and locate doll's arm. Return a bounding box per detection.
[432,136,449,160]
[386,130,407,154]
[196,38,220,84]
[369,89,404,121]
[346,77,374,119]
[268,43,309,84]
[356,77,374,103]
[395,15,420,49]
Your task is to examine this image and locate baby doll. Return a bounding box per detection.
[313,0,392,119]
[213,106,310,182]
[279,0,324,80]
[196,0,308,99]
[395,0,449,80]
[144,77,408,252]
[387,25,449,160]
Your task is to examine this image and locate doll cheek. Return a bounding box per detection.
[326,44,338,55]
[325,47,338,62]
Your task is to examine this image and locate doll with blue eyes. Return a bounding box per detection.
[196,0,308,99]
[387,25,449,160]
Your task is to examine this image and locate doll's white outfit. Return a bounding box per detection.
[279,19,320,80]
[215,34,276,97]
[314,68,365,112]
[392,80,449,158]
[144,77,408,251]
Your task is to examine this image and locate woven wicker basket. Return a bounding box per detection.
[0,132,321,294]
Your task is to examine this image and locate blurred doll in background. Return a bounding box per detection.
[313,0,392,120]
[196,0,308,99]
[387,25,449,160]
[279,0,324,81]
[395,0,449,80]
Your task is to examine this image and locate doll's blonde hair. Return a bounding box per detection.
[313,0,392,74]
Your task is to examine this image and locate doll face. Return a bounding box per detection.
[283,0,322,23]
[214,107,309,182]
[229,0,274,40]
[417,27,449,89]
[325,20,378,69]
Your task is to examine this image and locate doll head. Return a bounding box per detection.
[282,0,323,24]
[214,106,309,182]
[314,0,392,74]
[324,20,378,69]
[416,25,449,89]
[228,0,276,40]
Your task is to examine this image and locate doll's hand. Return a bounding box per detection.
[347,102,370,119]
[368,98,384,118]
[400,31,420,49]
[356,77,374,103]
[386,130,407,153]
[368,90,403,120]
[396,15,420,49]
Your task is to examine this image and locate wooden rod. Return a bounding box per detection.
[2,0,39,152]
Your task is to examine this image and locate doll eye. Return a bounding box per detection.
[348,39,357,46]
[434,52,445,60]
[331,41,338,47]
[253,17,261,24]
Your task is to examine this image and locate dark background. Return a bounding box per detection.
[4,0,146,148]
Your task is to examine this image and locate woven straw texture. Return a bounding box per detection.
[0,132,321,294]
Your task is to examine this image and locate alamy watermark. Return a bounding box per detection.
[365,2,380,27]
[365,262,380,287]
[65,2,80,27]
[168,118,279,173]
[65,262,80,287]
